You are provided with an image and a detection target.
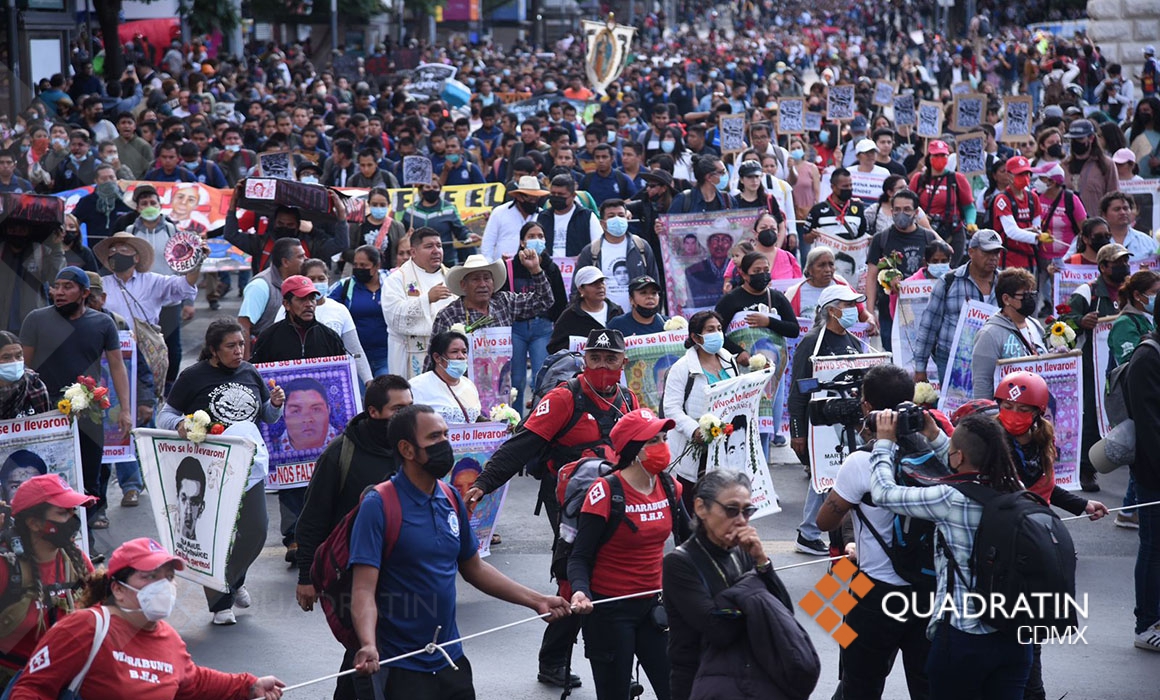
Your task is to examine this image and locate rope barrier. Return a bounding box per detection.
[1059,499,1160,522]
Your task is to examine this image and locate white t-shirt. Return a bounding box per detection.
[833,450,907,586]
[798,283,825,320]
[584,305,610,326]
[408,371,482,424]
[600,237,630,311]
[552,207,577,256]
[274,299,355,337]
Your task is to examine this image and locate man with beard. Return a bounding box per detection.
[20,267,132,525]
[0,218,66,333]
[294,374,413,700]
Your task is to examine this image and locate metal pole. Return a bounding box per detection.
[7,0,20,121]
[330,0,338,53]
[85,0,94,60]
[629,0,635,28]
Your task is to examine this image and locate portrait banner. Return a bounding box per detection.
[891,279,941,389]
[1091,317,1117,437]
[1002,96,1034,144]
[873,80,897,107]
[703,372,781,519]
[812,231,871,294]
[1054,258,1158,309]
[938,300,1000,415]
[657,211,760,318]
[466,327,514,416]
[996,352,1084,490]
[623,330,688,415]
[101,331,137,463]
[893,94,916,128]
[0,412,89,555]
[134,429,255,591]
[808,353,892,493]
[446,422,511,558]
[582,19,635,95]
[1120,179,1160,235]
[552,255,576,292]
[253,356,362,490]
[726,312,788,435]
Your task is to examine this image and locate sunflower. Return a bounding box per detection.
[1051,322,1068,337]
[57,399,71,415]
[710,426,722,439]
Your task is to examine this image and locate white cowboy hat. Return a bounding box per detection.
[511,175,549,197]
[446,254,507,293]
[94,231,155,273]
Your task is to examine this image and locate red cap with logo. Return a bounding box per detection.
[109,537,185,577]
[281,275,320,299]
[11,474,97,516]
[610,408,675,455]
[1006,156,1032,175]
[928,140,950,155]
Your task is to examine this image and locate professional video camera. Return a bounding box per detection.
[868,401,928,437]
[797,368,867,428]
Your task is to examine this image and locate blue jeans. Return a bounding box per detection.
[799,485,826,541]
[1124,474,1138,512]
[370,354,391,377]
[511,317,553,412]
[1135,483,1160,633]
[115,461,143,493]
[926,622,1031,699]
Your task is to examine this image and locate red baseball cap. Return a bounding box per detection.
[928,140,950,156]
[610,408,675,455]
[109,538,185,577]
[1006,156,1032,175]
[281,275,320,299]
[11,474,97,516]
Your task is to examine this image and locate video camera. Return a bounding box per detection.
[868,401,928,437]
[797,368,866,428]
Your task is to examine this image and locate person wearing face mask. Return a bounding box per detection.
[909,140,976,263]
[0,331,50,419]
[669,155,735,214]
[466,328,641,689]
[970,268,1048,401]
[94,232,203,327]
[1033,163,1086,268]
[214,126,259,187]
[8,537,286,699]
[349,405,572,694]
[608,275,668,336]
[989,155,1048,272]
[804,168,871,253]
[481,175,553,261]
[58,214,98,271]
[357,187,406,268]
[409,330,483,424]
[568,408,692,700]
[1063,119,1120,216]
[331,246,391,377]
[864,190,939,352]
[532,174,604,260]
[576,199,659,312]
[0,473,96,688]
[399,175,479,265]
[72,165,133,249]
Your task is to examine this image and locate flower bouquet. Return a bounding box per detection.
[664,316,688,331]
[674,413,734,467]
[57,376,110,423]
[747,354,768,371]
[1043,305,1078,352]
[913,382,939,407]
[184,410,225,444]
[876,251,905,293]
[489,403,522,431]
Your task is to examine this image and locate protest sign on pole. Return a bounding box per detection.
[703,372,780,519]
[873,80,897,107]
[951,94,986,132]
[1054,258,1158,309]
[893,94,916,127]
[447,422,511,558]
[996,351,1084,489]
[134,428,256,591]
[807,353,892,493]
[657,211,760,318]
[1091,317,1118,436]
[582,18,635,96]
[0,412,89,555]
[466,327,514,416]
[812,230,872,294]
[826,85,857,121]
[726,312,789,435]
[938,300,1000,415]
[778,97,806,134]
[102,331,137,463]
[623,330,688,415]
[916,101,944,139]
[1120,179,1160,235]
[254,356,362,490]
[1002,96,1034,143]
[891,278,942,389]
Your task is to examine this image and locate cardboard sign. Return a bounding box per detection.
[778,97,806,134]
[955,132,987,176]
[893,93,916,127]
[718,113,749,154]
[916,100,944,139]
[951,93,986,132]
[826,85,857,121]
[403,156,434,186]
[873,80,896,107]
[1002,96,1034,144]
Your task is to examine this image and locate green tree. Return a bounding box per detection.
[93,0,238,79]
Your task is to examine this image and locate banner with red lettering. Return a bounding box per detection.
[101,331,137,463]
[253,356,363,490]
[466,327,514,416]
[134,428,255,591]
[446,422,511,558]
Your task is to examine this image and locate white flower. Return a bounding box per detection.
[450,323,468,335]
[913,382,939,406]
[64,385,84,402]
[664,316,688,331]
[187,427,207,444]
[698,414,717,433]
[192,410,211,426]
[747,354,768,371]
[69,393,89,411]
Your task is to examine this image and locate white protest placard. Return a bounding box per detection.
[873,80,896,107]
[258,151,292,180]
[1092,317,1117,436]
[813,230,872,294]
[893,93,916,127]
[808,353,892,493]
[101,331,137,463]
[827,85,857,121]
[996,352,1084,490]
[952,94,986,132]
[446,422,511,558]
[1121,179,1160,235]
[703,371,780,518]
[718,113,748,155]
[466,326,514,416]
[955,132,987,177]
[917,101,944,139]
[1054,258,1159,309]
[851,169,890,203]
[804,111,824,133]
[938,300,1000,414]
[891,278,942,389]
[1002,96,1034,144]
[778,97,806,135]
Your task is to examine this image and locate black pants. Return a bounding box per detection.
[77,417,106,513]
[279,486,307,547]
[1079,347,1098,482]
[204,483,267,612]
[838,579,930,700]
[382,655,474,700]
[537,471,581,670]
[582,595,670,700]
[1023,643,1044,700]
[159,303,182,392]
[335,647,378,700]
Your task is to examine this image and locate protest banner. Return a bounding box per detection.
[258,151,292,179]
[622,330,688,415]
[1002,96,1034,143]
[101,331,137,463]
[778,319,873,436]
[726,312,788,435]
[1054,258,1158,309]
[134,429,255,591]
[403,156,434,186]
[893,93,916,127]
[408,63,459,100]
[808,353,892,493]
[582,18,635,95]
[891,278,942,389]
[0,412,89,554]
[1092,317,1117,436]
[552,255,576,292]
[996,351,1084,489]
[951,81,973,96]
[850,169,890,203]
[657,211,760,317]
[826,85,857,121]
[873,80,897,107]
[804,111,823,133]
[447,422,511,558]
[955,132,987,177]
[916,101,944,139]
[719,113,748,155]
[703,372,781,519]
[813,230,872,293]
[1120,179,1160,235]
[938,300,1000,414]
[778,97,806,134]
[253,356,362,490]
[951,94,986,132]
[466,327,514,416]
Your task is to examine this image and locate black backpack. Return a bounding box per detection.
[943,484,1078,634]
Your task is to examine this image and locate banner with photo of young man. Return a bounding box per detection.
[134,429,256,591]
[0,412,89,555]
[1091,317,1118,437]
[996,351,1084,490]
[567,331,688,414]
[101,331,138,462]
[891,278,942,390]
[726,313,788,435]
[657,211,760,318]
[808,353,892,494]
[938,300,1000,415]
[703,371,781,519]
[465,327,514,416]
[253,356,362,490]
[446,422,511,558]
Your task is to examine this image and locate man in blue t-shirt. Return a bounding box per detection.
[608,275,667,336]
[349,405,571,695]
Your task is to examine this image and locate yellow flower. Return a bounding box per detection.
[1051,322,1067,337]
[710,426,722,438]
[57,399,71,415]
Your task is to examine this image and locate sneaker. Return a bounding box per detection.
[1135,623,1160,652]
[1115,512,1140,529]
[121,490,140,507]
[233,585,251,609]
[212,610,237,626]
[536,666,582,689]
[795,532,829,556]
[284,543,298,564]
[773,435,787,447]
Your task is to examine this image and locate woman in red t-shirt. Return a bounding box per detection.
[8,538,284,700]
[0,472,96,687]
[568,409,692,700]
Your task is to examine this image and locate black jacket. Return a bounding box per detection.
[295,412,399,584]
[250,318,347,363]
[1127,333,1160,490]
[537,206,599,258]
[547,300,624,354]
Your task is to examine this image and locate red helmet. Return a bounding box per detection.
[950,399,998,426]
[928,140,950,156]
[994,371,1049,413]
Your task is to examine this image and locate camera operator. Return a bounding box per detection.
[816,364,941,700]
[789,285,870,555]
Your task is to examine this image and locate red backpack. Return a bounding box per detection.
[311,478,457,650]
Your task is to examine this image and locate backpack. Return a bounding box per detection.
[942,483,1077,634]
[530,350,585,410]
[311,479,459,650]
[1104,337,1160,427]
[549,458,683,581]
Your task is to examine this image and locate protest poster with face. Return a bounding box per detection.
[703,372,781,519]
[101,331,137,463]
[446,422,511,557]
[893,93,916,127]
[657,211,760,317]
[952,94,986,132]
[808,353,892,493]
[916,101,944,139]
[996,352,1084,489]
[955,132,987,176]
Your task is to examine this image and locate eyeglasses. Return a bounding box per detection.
[709,499,758,520]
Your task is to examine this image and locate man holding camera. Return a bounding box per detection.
[789,285,869,555]
[816,364,938,700]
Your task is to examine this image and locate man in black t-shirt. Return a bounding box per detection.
[864,190,938,352]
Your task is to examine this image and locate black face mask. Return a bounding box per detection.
[748,272,772,291]
[421,190,441,204]
[272,226,298,239]
[548,195,569,211]
[1046,143,1065,159]
[110,253,137,273]
[352,268,373,284]
[1016,291,1038,317]
[1090,236,1112,251]
[54,301,81,317]
[42,515,82,548]
[516,198,540,215]
[836,188,853,202]
[416,440,455,480]
[634,304,659,318]
[63,230,80,245]
[1071,139,1090,156]
[756,228,777,247]
[1108,263,1130,284]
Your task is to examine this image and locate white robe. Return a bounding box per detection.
[381,260,457,378]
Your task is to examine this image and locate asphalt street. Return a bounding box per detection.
[91,289,1158,700]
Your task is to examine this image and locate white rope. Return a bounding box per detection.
[282,554,844,693]
[1059,499,1160,522]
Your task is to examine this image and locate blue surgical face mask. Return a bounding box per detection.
[606,216,629,237]
[715,176,730,192]
[661,140,675,153]
[313,281,329,296]
[819,131,830,145]
[445,358,469,380]
[790,148,805,160]
[0,361,24,382]
[301,175,319,185]
[838,307,859,329]
[1146,294,1157,314]
[927,262,951,278]
[699,331,724,354]
[525,238,546,255]
[369,206,389,220]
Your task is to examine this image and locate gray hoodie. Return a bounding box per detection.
[970,312,1047,399]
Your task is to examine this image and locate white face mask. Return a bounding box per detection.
[120,578,178,622]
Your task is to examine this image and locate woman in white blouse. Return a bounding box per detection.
[408,330,482,424]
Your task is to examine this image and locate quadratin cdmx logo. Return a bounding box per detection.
[798,558,874,648]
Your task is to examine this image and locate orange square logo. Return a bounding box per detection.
[798,559,875,648]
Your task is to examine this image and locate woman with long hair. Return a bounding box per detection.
[1064,217,1112,265]
[1063,119,1120,215]
[409,330,482,423]
[329,245,391,377]
[505,222,567,411]
[1127,97,1159,177]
